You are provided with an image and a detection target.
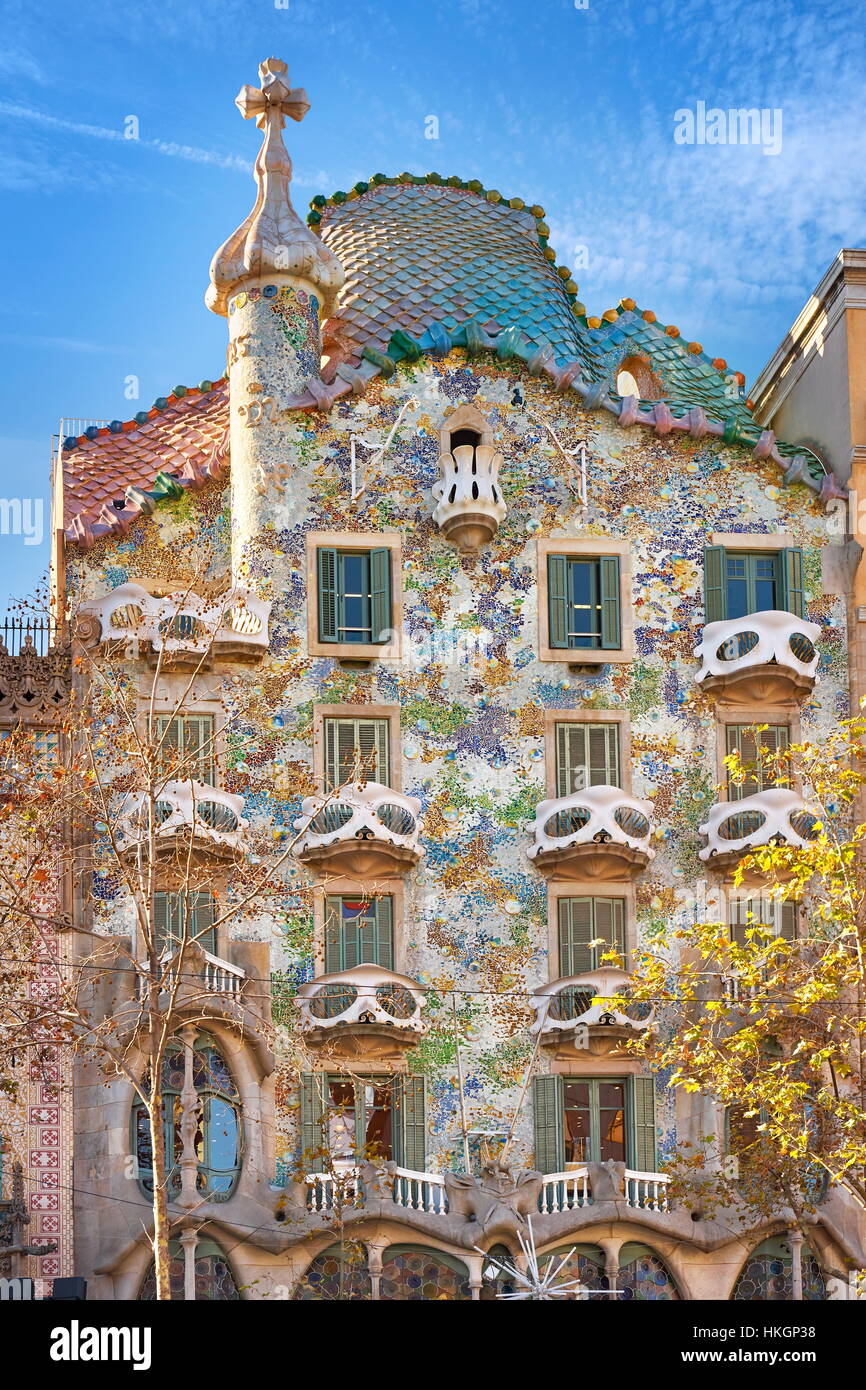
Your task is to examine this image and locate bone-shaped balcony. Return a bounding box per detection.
[531,968,653,1054]
[527,785,655,881]
[431,442,506,552]
[699,788,822,873]
[292,781,424,878]
[80,583,271,667]
[694,610,820,704]
[117,780,248,863]
[295,964,428,1057]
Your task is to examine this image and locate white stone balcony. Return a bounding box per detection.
[699,788,822,873]
[531,968,653,1053]
[295,964,428,1057]
[527,785,655,881]
[694,609,820,704]
[431,442,506,551]
[292,781,424,878]
[136,945,246,1001]
[539,1168,671,1213]
[79,583,270,665]
[118,779,248,863]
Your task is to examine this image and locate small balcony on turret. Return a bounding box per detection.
[295,964,428,1059]
[699,788,822,875]
[694,611,820,705]
[292,781,423,879]
[530,968,653,1056]
[0,619,70,725]
[79,583,270,668]
[527,785,655,881]
[117,780,248,864]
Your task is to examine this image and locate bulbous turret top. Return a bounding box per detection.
[206,57,344,318]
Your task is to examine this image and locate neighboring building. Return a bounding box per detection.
[4,58,865,1299]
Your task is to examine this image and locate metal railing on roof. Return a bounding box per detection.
[0,617,56,656]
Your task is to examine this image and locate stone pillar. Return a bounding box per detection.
[179,1226,199,1302]
[178,1026,200,1209]
[789,1227,804,1301]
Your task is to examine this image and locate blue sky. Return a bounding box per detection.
[0,0,864,610]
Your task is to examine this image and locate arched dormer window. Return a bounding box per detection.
[133,1033,242,1202]
[615,355,665,402]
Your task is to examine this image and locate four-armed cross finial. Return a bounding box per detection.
[235,57,310,131]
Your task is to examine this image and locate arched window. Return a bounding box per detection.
[618,1242,680,1300]
[293,1241,371,1301]
[732,1236,826,1301]
[133,1033,242,1202]
[139,1238,239,1300]
[538,1243,610,1298]
[480,1243,519,1300]
[380,1245,471,1300]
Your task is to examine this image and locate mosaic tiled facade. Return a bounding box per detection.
[16,58,864,1300]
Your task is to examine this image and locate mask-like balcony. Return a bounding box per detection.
[699,788,821,874]
[79,583,270,667]
[295,964,428,1058]
[117,780,248,863]
[527,785,655,881]
[530,968,653,1055]
[431,443,506,552]
[694,610,820,704]
[292,781,424,878]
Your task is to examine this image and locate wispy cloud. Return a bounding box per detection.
[0,333,126,355]
[0,102,248,172]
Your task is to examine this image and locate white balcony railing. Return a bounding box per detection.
[292,781,424,876]
[202,949,245,996]
[531,968,653,1036]
[431,442,507,551]
[694,610,820,692]
[81,583,270,659]
[392,1166,449,1213]
[305,1171,363,1213]
[699,788,822,863]
[527,785,655,877]
[136,948,246,1001]
[118,780,248,857]
[540,1167,670,1213]
[295,964,428,1036]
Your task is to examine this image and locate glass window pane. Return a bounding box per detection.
[363,1083,393,1161]
[328,1080,357,1161]
[566,559,600,648]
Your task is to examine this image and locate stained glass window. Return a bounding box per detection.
[732,1237,826,1301]
[618,1243,680,1300]
[380,1246,471,1301]
[293,1242,371,1300]
[139,1238,239,1300]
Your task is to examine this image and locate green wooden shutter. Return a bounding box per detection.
[324,897,342,973]
[300,1073,327,1163]
[190,892,216,954]
[373,895,394,970]
[547,555,569,649]
[599,556,622,649]
[317,547,339,642]
[556,722,578,796]
[778,547,805,619]
[630,1075,657,1172]
[369,548,392,644]
[559,898,595,975]
[704,546,727,623]
[533,1075,564,1174]
[594,897,625,965]
[324,718,339,789]
[780,902,797,941]
[396,1075,426,1171]
[589,723,619,785]
[153,892,170,953]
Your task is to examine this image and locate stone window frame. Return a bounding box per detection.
[305,530,403,662]
[542,707,633,797]
[536,536,634,664]
[312,877,407,980]
[312,702,402,793]
[714,704,802,802]
[545,878,637,980]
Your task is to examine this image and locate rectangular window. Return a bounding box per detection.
[324,894,394,973]
[326,1076,394,1164]
[725,724,789,800]
[534,1074,656,1174]
[153,891,216,954]
[317,547,392,645]
[704,546,805,623]
[563,1078,627,1165]
[547,555,621,651]
[323,716,391,789]
[558,897,626,974]
[728,897,796,946]
[300,1074,426,1172]
[156,713,215,784]
[555,721,620,796]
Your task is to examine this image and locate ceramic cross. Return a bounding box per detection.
[235,57,310,130]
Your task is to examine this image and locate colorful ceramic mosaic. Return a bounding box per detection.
[379,1247,471,1301]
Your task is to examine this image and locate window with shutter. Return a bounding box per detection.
[324,895,394,972]
[395,1075,426,1171]
[555,722,620,796]
[323,716,391,789]
[558,897,626,974]
[300,1073,327,1163]
[630,1075,657,1172]
[156,714,215,784]
[317,548,394,646]
[547,556,622,651]
[726,724,789,800]
[323,1075,396,1163]
[153,891,217,954]
[533,1075,564,1174]
[705,547,805,622]
[729,897,797,945]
